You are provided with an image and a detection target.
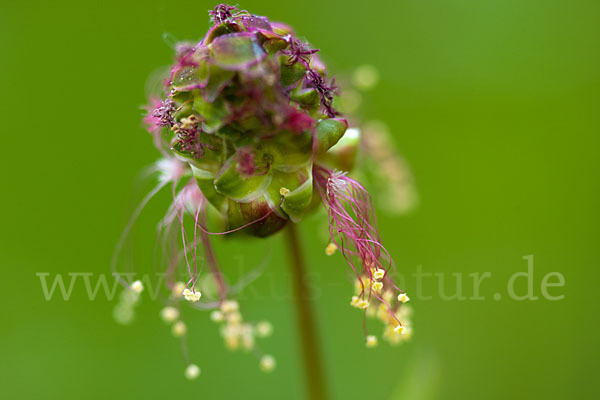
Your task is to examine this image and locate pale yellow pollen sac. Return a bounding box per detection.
[227,311,242,324]
[354,279,364,295]
[170,124,180,133]
[371,281,383,293]
[172,321,187,337]
[223,326,241,351]
[210,310,224,323]
[376,306,389,323]
[325,242,338,256]
[366,305,377,318]
[397,293,410,303]
[255,321,273,338]
[225,336,240,351]
[130,280,144,293]
[366,335,378,348]
[396,305,412,319]
[241,325,255,351]
[184,364,201,380]
[221,300,239,313]
[260,355,276,372]
[394,325,407,335]
[183,288,201,302]
[172,281,186,297]
[279,187,291,197]
[350,296,361,308]
[373,268,386,281]
[382,290,394,303]
[383,326,402,345]
[358,300,370,310]
[160,306,179,323]
[180,115,199,129]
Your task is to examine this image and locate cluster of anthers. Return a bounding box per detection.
[320,169,412,348]
[124,278,276,379]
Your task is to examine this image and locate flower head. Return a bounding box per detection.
[145,3,348,237]
[117,3,413,379]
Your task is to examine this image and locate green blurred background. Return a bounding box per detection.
[1,0,598,398]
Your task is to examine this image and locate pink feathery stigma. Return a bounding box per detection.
[143,97,163,133]
[282,37,319,66]
[305,70,339,118]
[151,98,175,128]
[281,36,339,117]
[314,165,404,326]
[209,4,238,24]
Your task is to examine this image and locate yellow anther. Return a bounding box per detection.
[227,311,242,324]
[184,364,201,380]
[183,288,201,302]
[358,300,370,309]
[397,293,410,303]
[383,290,394,303]
[223,324,241,350]
[172,321,187,337]
[279,187,290,196]
[354,279,364,295]
[172,281,186,297]
[371,281,383,293]
[221,300,239,313]
[325,242,337,256]
[255,321,273,338]
[240,325,255,351]
[373,268,385,281]
[384,326,402,344]
[366,335,378,348]
[366,306,376,317]
[350,296,361,307]
[260,355,276,372]
[130,280,144,293]
[242,333,255,351]
[210,310,224,322]
[160,306,179,323]
[225,335,240,351]
[180,115,199,129]
[394,325,406,335]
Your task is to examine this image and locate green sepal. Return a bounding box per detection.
[289,88,320,110]
[280,167,314,222]
[209,33,266,71]
[318,127,360,171]
[171,64,208,92]
[193,94,228,133]
[315,118,348,154]
[204,22,242,44]
[264,170,302,214]
[226,198,287,237]
[191,166,227,212]
[279,56,306,87]
[257,31,288,54]
[257,131,312,172]
[202,65,235,103]
[213,157,272,201]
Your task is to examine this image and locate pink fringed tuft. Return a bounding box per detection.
[313,164,405,327]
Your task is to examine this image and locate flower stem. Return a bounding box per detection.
[285,223,329,400]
